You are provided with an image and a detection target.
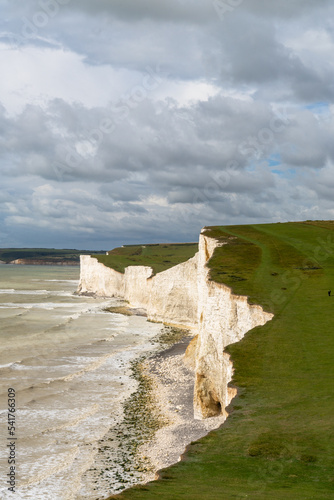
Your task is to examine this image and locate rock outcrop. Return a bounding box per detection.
[77,230,273,419]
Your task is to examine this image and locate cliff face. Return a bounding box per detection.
[192,233,272,419]
[77,231,273,419]
[144,255,198,326]
[78,255,198,328]
[78,255,124,297]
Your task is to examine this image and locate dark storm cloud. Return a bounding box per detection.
[39,0,332,24]
[59,0,213,24]
[242,0,332,19]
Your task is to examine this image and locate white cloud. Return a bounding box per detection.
[0,44,149,114]
[0,0,333,249]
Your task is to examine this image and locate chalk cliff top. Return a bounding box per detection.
[94,242,198,274]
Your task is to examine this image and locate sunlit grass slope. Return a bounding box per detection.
[95,243,198,275]
[108,221,334,499]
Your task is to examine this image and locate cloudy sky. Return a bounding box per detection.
[0,0,334,249]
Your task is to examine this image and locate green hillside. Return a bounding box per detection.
[108,221,334,500]
[95,243,198,274]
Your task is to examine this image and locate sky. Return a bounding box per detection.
[0,0,334,250]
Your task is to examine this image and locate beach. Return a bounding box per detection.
[137,336,226,486]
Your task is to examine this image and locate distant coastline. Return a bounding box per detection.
[7,259,79,266]
[0,248,105,266]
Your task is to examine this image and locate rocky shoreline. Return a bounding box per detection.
[137,336,227,485]
[105,327,227,498]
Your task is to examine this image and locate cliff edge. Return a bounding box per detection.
[77,229,273,419]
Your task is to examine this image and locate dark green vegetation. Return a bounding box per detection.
[0,248,103,264]
[108,221,334,499]
[95,243,198,274]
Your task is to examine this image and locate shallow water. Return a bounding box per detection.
[0,265,163,499]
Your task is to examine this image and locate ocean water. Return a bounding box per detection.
[0,264,164,499]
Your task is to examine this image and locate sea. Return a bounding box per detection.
[0,264,165,500]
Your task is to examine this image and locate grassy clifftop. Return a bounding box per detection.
[203,221,330,312]
[95,243,198,275]
[108,221,334,500]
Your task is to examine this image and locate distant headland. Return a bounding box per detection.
[0,248,105,266]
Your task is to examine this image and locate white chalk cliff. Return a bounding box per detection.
[77,230,273,419]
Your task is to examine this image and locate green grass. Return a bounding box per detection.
[107,221,334,499]
[0,248,103,264]
[95,243,198,274]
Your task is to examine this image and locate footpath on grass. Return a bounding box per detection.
[108,221,334,500]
